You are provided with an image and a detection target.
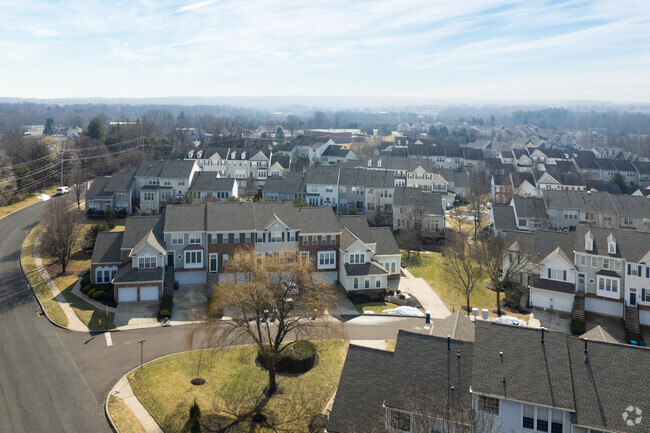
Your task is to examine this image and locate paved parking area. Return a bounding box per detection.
[170,284,207,324]
[114,301,160,329]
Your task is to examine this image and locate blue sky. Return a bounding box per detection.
[1,0,649,102]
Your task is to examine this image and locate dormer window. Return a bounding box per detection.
[585,231,593,251]
[367,159,372,167]
[377,159,382,168]
[607,233,616,254]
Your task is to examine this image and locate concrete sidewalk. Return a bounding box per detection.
[392,269,451,319]
[33,239,89,332]
[108,375,162,433]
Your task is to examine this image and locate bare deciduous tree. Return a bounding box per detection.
[40,198,84,274]
[187,248,340,396]
[468,168,490,239]
[443,231,483,317]
[69,166,86,209]
[475,235,530,317]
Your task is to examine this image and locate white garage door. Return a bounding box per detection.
[175,271,206,285]
[530,288,574,313]
[119,287,138,302]
[314,271,337,284]
[585,297,623,317]
[140,286,159,301]
[639,310,650,326]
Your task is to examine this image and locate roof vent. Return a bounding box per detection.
[499,351,504,362]
[457,350,461,359]
[447,336,451,350]
[584,339,589,363]
[541,328,545,344]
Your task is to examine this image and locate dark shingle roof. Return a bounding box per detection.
[393,187,445,215]
[135,159,196,179]
[104,166,137,191]
[344,262,389,276]
[371,227,400,255]
[113,264,164,284]
[574,225,650,262]
[164,204,207,232]
[472,321,575,411]
[86,177,111,197]
[188,173,236,192]
[327,346,393,433]
[385,331,474,419]
[262,173,307,194]
[512,197,546,219]
[491,205,518,232]
[568,338,649,432]
[531,276,575,294]
[431,311,475,342]
[121,216,165,250]
[91,231,124,264]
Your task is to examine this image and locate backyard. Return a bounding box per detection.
[129,340,347,433]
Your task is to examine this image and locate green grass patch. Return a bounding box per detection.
[60,282,115,330]
[0,186,59,220]
[20,226,69,327]
[355,301,401,315]
[129,341,347,433]
[108,396,147,433]
[385,340,396,352]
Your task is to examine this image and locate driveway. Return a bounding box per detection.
[390,269,451,319]
[114,301,160,329]
[170,284,207,324]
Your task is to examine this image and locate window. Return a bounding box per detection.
[233,232,240,243]
[642,288,650,302]
[184,250,203,268]
[330,235,336,245]
[523,404,535,429]
[375,278,381,288]
[537,407,549,432]
[117,191,126,198]
[178,179,185,186]
[143,192,155,201]
[391,262,396,273]
[312,236,318,245]
[318,251,336,269]
[303,236,309,246]
[591,256,598,268]
[602,259,610,270]
[563,210,578,220]
[163,180,171,186]
[223,233,229,244]
[321,236,327,245]
[364,278,370,289]
[614,260,622,272]
[245,233,251,243]
[597,276,619,295]
[551,410,563,433]
[138,256,156,269]
[479,396,500,416]
[349,253,365,264]
[270,232,282,243]
[189,232,201,244]
[171,233,183,245]
[390,411,411,432]
[300,251,309,261]
[547,268,567,281]
[353,278,359,289]
[608,242,616,254]
[623,216,634,226]
[579,254,587,267]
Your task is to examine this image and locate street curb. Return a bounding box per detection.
[19,225,71,332]
[0,198,42,221]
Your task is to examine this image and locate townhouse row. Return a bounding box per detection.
[90,202,401,302]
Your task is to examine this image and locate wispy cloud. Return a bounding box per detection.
[177,0,219,13]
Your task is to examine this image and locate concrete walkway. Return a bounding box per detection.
[108,375,162,433]
[350,339,387,350]
[394,269,451,319]
[33,239,89,332]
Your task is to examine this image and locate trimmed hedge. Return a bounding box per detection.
[81,285,92,294]
[88,289,96,297]
[258,340,317,374]
[571,319,586,335]
[159,295,173,320]
[92,290,104,300]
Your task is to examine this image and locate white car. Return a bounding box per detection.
[56,186,70,195]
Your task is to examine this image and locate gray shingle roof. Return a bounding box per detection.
[86,177,112,197]
[393,187,445,215]
[135,159,196,179]
[91,231,124,264]
[574,225,650,262]
[327,345,393,433]
[531,276,575,294]
[472,321,575,411]
[121,216,165,250]
[188,173,236,192]
[579,325,618,344]
[512,197,546,219]
[164,204,207,232]
[385,331,474,419]
[262,173,307,194]
[113,264,164,284]
[491,205,518,232]
[338,215,374,245]
[344,262,388,276]
[104,166,137,191]
[371,227,400,255]
[568,338,649,432]
[431,311,475,342]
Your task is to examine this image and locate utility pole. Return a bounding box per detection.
[60,144,64,186]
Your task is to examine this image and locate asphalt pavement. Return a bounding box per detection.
[0,198,432,432]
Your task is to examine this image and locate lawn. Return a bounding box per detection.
[385,340,396,352]
[129,341,347,433]
[20,226,69,327]
[0,186,59,220]
[403,251,510,319]
[40,221,115,330]
[354,301,400,315]
[108,396,146,433]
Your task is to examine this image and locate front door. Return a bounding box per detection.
[630,289,637,306]
[167,252,174,268]
[209,253,218,273]
[577,273,586,292]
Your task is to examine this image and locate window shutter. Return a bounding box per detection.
[643,288,647,301]
[217,233,223,243]
[563,270,567,281]
[263,233,266,242]
[282,232,285,242]
[647,267,649,278]
[240,233,244,243]
[548,268,551,279]
[628,264,632,275]
[229,233,234,243]
[639,266,642,276]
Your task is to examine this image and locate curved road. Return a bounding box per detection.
[0,200,426,432]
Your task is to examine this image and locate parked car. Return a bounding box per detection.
[55,186,70,195]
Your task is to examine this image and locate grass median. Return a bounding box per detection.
[0,186,59,220]
[21,226,69,327]
[107,396,147,433]
[130,341,347,433]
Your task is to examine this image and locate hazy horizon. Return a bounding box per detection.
[2,1,649,103]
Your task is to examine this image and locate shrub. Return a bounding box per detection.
[571,319,586,335]
[159,295,173,319]
[87,289,96,297]
[258,340,317,374]
[92,290,104,300]
[81,272,91,286]
[308,414,328,433]
[81,285,92,294]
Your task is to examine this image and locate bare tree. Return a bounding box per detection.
[69,166,86,209]
[284,115,299,138]
[444,231,483,317]
[475,235,530,317]
[40,198,84,274]
[468,168,490,239]
[187,248,340,396]
[448,205,467,233]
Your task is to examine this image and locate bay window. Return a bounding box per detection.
[317,251,336,269]
[184,250,203,269]
[138,256,156,269]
